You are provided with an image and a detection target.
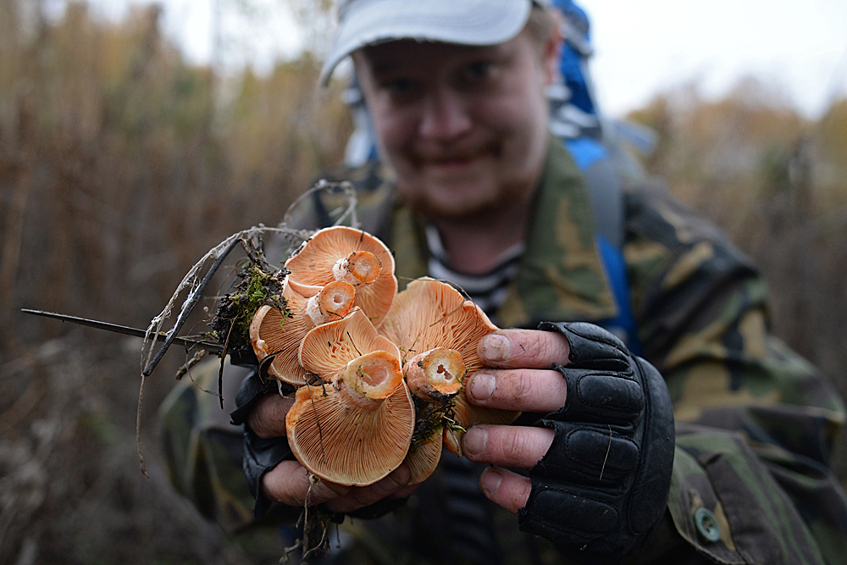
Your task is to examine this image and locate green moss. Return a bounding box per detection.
[211,263,290,364]
[410,393,462,447]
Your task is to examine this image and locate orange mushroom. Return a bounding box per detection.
[249,279,356,387]
[380,277,519,459]
[297,308,401,380]
[403,347,465,483]
[284,226,397,326]
[404,434,443,486]
[286,308,416,486]
[404,347,465,402]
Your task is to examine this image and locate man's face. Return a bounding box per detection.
[354,26,557,220]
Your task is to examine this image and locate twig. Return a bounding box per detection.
[282,179,359,233]
[346,330,362,356]
[599,424,612,481]
[218,321,235,408]
[136,375,150,479]
[306,384,328,465]
[174,348,207,380]
[142,237,239,377]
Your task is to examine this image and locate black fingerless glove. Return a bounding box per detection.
[518,322,674,564]
[229,369,293,519]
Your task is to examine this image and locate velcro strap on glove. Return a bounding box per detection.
[518,322,675,563]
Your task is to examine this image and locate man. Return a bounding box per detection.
[159,1,847,563]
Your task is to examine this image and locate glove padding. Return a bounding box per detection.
[230,369,293,519]
[518,322,674,564]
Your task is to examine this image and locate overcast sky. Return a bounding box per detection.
[79,0,847,119]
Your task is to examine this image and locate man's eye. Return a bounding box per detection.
[464,61,492,81]
[386,78,416,94]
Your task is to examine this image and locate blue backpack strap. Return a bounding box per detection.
[564,137,642,355]
[595,235,642,356]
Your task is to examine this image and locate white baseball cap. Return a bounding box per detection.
[320,0,550,85]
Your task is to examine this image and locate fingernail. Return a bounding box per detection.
[462,426,488,457]
[480,467,503,497]
[481,334,510,362]
[469,373,495,401]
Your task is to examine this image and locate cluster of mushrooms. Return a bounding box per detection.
[248,226,518,487]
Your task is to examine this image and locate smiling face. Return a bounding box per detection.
[354,24,558,220]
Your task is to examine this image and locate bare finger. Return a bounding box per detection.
[325,465,413,513]
[479,466,532,515]
[262,460,350,506]
[465,368,566,413]
[462,424,554,469]
[248,393,294,439]
[478,329,570,369]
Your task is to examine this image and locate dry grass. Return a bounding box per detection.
[1,3,846,564]
[1,2,348,563]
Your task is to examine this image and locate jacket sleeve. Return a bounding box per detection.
[623,185,847,564]
[157,359,256,532]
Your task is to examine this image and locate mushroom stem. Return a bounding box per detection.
[404,347,465,402]
[305,280,356,326]
[338,350,403,411]
[333,251,381,286]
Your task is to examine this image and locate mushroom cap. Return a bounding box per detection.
[405,432,442,485]
[380,277,496,372]
[249,279,354,386]
[249,302,309,386]
[285,226,397,326]
[285,377,415,486]
[299,308,400,383]
[380,277,519,455]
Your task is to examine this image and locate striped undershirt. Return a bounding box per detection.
[425,226,524,323]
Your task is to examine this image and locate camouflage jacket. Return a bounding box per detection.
[158,139,847,565]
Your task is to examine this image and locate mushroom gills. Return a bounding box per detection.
[286,376,415,486]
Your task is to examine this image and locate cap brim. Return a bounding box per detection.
[320,0,533,86]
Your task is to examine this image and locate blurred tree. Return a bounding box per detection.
[818,97,847,164]
[1,3,351,563]
[287,0,336,57]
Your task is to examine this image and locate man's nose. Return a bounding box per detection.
[417,87,472,141]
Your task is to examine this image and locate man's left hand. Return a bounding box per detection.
[462,323,675,562]
[462,328,569,510]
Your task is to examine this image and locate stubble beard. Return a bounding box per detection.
[396,172,534,225]
[394,149,511,221]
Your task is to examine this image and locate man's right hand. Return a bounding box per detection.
[247,394,417,514]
